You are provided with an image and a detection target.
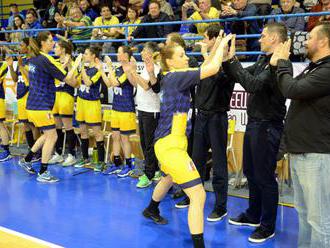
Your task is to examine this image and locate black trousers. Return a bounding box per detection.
[192,111,228,212]
[138,110,159,180]
[243,120,283,232]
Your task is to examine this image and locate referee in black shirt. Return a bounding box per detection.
[223,23,288,243]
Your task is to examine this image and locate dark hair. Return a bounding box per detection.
[22,38,30,46]
[264,23,288,42]
[119,45,133,59]
[58,39,74,55]
[26,8,38,18]
[127,5,139,19]
[9,3,18,7]
[87,46,102,58]
[316,23,330,48]
[144,42,160,53]
[100,4,110,12]
[149,0,161,8]
[13,15,25,30]
[28,31,52,57]
[160,45,177,72]
[206,24,223,40]
[167,33,186,49]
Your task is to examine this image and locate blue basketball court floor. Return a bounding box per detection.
[0,157,298,247]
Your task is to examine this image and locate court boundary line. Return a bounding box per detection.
[0,226,64,248]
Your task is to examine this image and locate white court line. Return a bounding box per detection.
[0,226,64,248]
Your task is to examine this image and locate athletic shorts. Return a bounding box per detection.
[52,91,74,117]
[27,110,55,130]
[0,98,5,121]
[154,134,201,189]
[76,97,101,126]
[111,110,136,135]
[17,93,28,122]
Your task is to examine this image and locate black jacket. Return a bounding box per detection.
[195,71,235,113]
[131,12,172,39]
[275,56,330,153]
[223,55,286,122]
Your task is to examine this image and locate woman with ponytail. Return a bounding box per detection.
[19,31,82,183]
[141,32,232,248]
[48,38,79,166]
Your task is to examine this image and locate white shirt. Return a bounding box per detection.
[135,64,161,113]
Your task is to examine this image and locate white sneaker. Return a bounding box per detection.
[48,153,64,164]
[62,154,77,167]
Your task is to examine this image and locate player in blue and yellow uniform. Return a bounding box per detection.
[19,32,81,183]
[49,39,79,166]
[7,38,41,162]
[74,47,105,172]
[0,58,11,161]
[142,33,232,248]
[99,46,137,177]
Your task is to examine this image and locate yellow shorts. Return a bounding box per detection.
[111,110,136,134]
[17,93,28,122]
[27,110,55,130]
[52,91,74,117]
[0,98,5,121]
[154,134,201,188]
[76,97,102,125]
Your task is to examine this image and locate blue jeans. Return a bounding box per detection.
[290,153,330,248]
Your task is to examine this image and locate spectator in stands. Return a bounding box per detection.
[7,15,28,48]
[92,5,120,52]
[54,11,66,36]
[221,0,260,54]
[249,0,272,15]
[112,0,128,22]
[80,0,99,21]
[23,10,43,37]
[128,1,172,42]
[268,0,305,32]
[7,4,24,29]
[64,7,93,52]
[159,0,175,19]
[117,5,141,36]
[43,0,60,28]
[307,0,330,31]
[33,0,50,10]
[182,0,219,35]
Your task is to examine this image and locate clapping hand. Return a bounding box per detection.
[270,39,291,66]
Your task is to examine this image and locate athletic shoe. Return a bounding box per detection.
[74,159,90,168]
[103,164,121,175]
[248,226,275,243]
[18,158,36,174]
[94,162,105,172]
[117,165,133,178]
[207,209,228,222]
[172,188,185,199]
[48,153,64,164]
[62,154,77,167]
[136,174,152,188]
[31,152,41,163]
[0,150,11,162]
[175,197,190,209]
[37,171,59,183]
[142,208,168,225]
[228,213,260,227]
[152,171,162,181]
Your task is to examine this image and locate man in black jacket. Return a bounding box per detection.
[271,23,330,248]
[175,25,235,223]
[128,0,172,42]
[223,23,288,243]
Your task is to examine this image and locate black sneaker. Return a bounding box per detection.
[228,213,260,227]
[207,209,227,222]
[142,208,168,225]
[248,226,275,243]
[175,197,190,209]
[172,189,185,199]
[18,158,36,174]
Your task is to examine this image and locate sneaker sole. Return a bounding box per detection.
[37,178,59,183]
[142,210,168,225]
[0,155,12,162]
[175,204,189,209]
[106,169,122,175]
[207,212,228,222]
[248,233,275,243]
[117,173,130,178]
[136,182,152,188]
[228,219,260,227]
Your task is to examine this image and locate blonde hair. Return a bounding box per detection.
[160,45,177,72]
